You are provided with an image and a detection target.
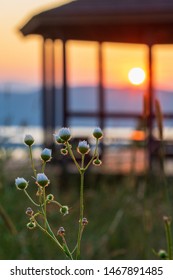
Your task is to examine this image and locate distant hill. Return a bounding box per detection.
[0,85,173,127]
[0,89,41,126]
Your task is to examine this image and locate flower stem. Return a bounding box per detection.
[43,187,47,229]
[66,142,81,172]
[84,139,99,170]
[50,200,63,208]
[33,218,65,253]
[61,235,73,260]
[29,146,37,178]
[76,170,84,259]
[164,217,173,260]
[24,190,40,207]
[42,161,46,173]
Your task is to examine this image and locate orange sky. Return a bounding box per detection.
[1,0,173,90]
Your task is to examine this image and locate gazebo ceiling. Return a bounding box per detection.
[20,0,173,44]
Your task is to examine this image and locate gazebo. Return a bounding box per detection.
[20,0,173,167]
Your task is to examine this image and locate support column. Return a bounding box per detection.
[148,44,154,170]
[42,38,47,145]
[42,38,56,147]
[62,40,67,127]
[98,42,104,130]
[51,40,56,130]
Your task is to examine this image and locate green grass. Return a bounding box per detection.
[0,163,173,260]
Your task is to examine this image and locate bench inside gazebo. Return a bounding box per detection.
[20,0,173,169]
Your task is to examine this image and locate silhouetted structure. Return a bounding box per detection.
[20,0,173,169]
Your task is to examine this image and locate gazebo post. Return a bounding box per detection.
[98,42,105,155]
[42,38,56,147]
[62,40,67,127]
[148,43,154,170]
[98,42,104,130]
[42,38,47,146]
[52,40,56,132]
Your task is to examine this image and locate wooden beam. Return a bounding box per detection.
[98,42,104,129]
[62,40,67,127]
[148,44,154,169]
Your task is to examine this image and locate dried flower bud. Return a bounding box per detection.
[27,221,36,230]
[58,127,71,142]
[26,207,34,216]
[60,148,68,156]
[163,216,171,224]
[93,158,102,166]
[24,134,35,146]
[93,127,103,139]
[54,134,65,144]
[36,173,50,187]
[15,177,28,190]
[57,226,65,236]
[77,140,90,155]
[82,217,88,226]
[41,148,52,162]
[60,206,69,216]
[36,187,43,196]
[158,249,168,259]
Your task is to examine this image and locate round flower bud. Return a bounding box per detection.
[36,173,49,187]
[24,134,35,146]
[57,226,65,236]
[60,148,68,156]
[27,221,36,230]
[26,207,34,216]
[15,177,28,190]
[60,206,69,216]
[54,134,65,145]
[93,127,103,139]
[158,249,168,259]
[46,194,54,202]
[58,127,71,142]
[77,140,90,155]
[82,217,88,226]
[41,148,52,162]
[93,158,102,166]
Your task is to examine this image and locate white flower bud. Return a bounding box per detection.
[77,140,90,155]
[24,134,35,146]
[58,127,71,142]
[93,127,103,139]
[41,148,52,162]
[54,134,65,144]
[15,177,28,190]
[36,173,49,187]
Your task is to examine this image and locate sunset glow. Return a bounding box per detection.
[1,1,173,91]
[128,67,146,86]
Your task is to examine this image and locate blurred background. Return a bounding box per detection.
[1,0,173,259]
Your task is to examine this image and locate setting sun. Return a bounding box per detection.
[128,67,146,86]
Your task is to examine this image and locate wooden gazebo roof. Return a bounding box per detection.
[20,0,173,44]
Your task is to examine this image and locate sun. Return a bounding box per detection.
[128,67,146,85]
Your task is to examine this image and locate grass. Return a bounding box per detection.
[0,160,173,260]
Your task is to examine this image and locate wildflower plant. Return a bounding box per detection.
[154,216,173,260]
[153,99,173,260]
[15,128,103,259]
